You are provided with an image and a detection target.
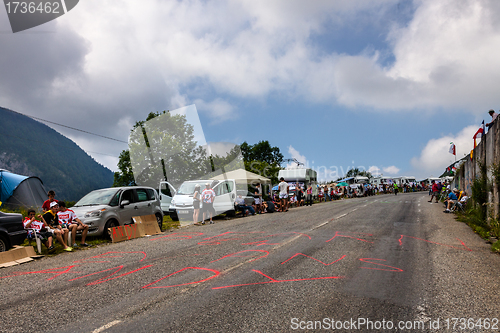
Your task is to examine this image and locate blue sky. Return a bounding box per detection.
[0,0,498,181]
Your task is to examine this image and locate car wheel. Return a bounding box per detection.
[0,234,9,252]
[226,210,236,217]
[104,220,119,239]
[170,212,179,221]
[156,213,163,232]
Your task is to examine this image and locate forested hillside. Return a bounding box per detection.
[0,107,114,201]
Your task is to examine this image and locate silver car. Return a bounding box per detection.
[71,186,163,237]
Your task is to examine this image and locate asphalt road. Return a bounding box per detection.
[1,192,500,333]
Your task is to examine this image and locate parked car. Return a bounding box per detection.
[0,211,27,252]
[169,179,237,221]
[71,186,163,237]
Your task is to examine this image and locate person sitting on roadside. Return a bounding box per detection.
[235,194,255,217]
[42,202,72,251]
[42,190,58,212]
[459,191,468,203]
[57,201,89,248]
[263,200,275,213]
[23,209,55,253]
[444,189,459,213]
[486,109,498,130]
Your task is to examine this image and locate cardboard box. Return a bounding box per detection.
[109,224,143,243]
[109,215,162,243]
[0,246,37,265]
[132,215,161,236]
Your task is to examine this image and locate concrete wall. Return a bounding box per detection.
[454,117,500,218]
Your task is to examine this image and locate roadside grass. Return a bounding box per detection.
[455,205,491,240]
[163,215,180,230]
[492,240,500,253]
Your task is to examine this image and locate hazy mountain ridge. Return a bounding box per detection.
[0,106,114,201]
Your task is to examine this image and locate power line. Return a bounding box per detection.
[3,108,128,144]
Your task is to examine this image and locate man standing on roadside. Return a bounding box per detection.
[278,177,289,212]
[428,180,439,203]
[201,183,216,224]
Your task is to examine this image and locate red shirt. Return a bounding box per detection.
[42,199,58,211]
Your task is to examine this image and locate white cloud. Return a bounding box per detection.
[333,0,500,112]
[4,0,498,172]
[287,145,307,167]
[193,98,236,123]
[382,166,400,175]
[368,166,381,176]
[410,125,478,178]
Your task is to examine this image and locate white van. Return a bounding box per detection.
[168,179,237,221]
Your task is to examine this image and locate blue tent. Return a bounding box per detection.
[0,170,46,209]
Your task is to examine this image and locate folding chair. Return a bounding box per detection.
[26,229,42,254]
[451,198,468,213]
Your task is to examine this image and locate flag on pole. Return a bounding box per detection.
[449,142,456,155]
[473,120,485,148]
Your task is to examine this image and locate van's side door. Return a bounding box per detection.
[213,180,235,214]
[159,181,176,213]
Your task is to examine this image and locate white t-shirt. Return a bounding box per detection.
[23,217,45,236]
[279,181,288,195]
[201,188,216,204]
[57,209,78,226]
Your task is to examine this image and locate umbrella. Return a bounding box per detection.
[337,182,348,187]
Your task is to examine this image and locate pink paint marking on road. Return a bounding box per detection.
[73,251,148,263]
[142,267,220,289]
[68,264,153,285]
[326,231,374,243]
[0,265,79,281]
[359,258,403,272]
[398,235,472,251]
[281,253,346,265]
[212,269,343,290]
[241,240,280,246]
[198,238,242,245]
[210,250,269,263]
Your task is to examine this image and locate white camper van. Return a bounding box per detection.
[277,168,318,197]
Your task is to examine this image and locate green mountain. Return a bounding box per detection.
[0,106,114,201]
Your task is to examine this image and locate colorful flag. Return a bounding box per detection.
[449,142,456,155]
[473,120,485,148]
